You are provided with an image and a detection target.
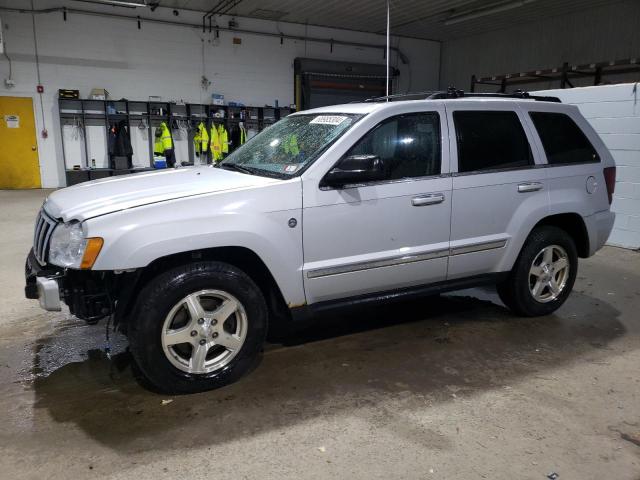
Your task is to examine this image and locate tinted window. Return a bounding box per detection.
[530,112,599,164]
[347,112,441,180]
[454,111,533,173]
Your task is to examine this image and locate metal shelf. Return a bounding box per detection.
[471,57,640,92]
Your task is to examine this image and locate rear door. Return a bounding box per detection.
[446,102,549,279]
[524,106,609,217]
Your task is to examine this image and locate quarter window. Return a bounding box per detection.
[530,112,600,164]
[346,112,441,180]
[454,111,533,173]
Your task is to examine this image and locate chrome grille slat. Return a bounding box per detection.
[36,218,47,258]
[32,209,58,265]
[34,214,43,248]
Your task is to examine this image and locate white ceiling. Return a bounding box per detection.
[154,0,619,41]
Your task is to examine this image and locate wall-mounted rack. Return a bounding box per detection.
[470,57,640,93]
[58,98,294,186]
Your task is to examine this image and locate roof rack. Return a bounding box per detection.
[365,87,561,103]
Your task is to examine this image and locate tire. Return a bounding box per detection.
[128,261,267,394]
[497,226,578,317]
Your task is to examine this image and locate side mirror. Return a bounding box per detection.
[322,154,385,188]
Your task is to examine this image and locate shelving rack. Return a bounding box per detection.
[470,57,640,93]
[58,98,294,186]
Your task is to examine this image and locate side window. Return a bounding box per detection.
[453,111,533,173]
[347,112,441,180]
[530,112,600,165]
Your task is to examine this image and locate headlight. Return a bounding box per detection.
[49,222,103,269]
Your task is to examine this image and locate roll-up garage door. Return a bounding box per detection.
[294,58,398,110]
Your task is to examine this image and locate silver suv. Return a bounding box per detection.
[25,91,616,394]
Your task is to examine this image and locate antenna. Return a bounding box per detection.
[385,0,390,100]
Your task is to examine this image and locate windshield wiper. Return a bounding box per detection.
[217,163,255,175]
[218,163,288,179]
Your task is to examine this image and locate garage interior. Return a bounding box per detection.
[1,0,639,478]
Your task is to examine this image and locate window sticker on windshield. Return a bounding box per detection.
[310,115,348,125]
[284,164,298,173]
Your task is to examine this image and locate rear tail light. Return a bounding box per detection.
[603,166,616,205]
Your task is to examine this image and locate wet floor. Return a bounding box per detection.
[0,191,639,479]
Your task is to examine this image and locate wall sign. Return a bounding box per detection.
[4,115,19,129]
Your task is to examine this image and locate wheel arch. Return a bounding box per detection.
[532,213,590,258]
[116,246,292,335]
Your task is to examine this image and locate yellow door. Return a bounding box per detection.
[0,97,42,189]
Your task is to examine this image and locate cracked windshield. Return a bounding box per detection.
[219,114,361,177]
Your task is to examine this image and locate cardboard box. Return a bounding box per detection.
[90,88,109,100]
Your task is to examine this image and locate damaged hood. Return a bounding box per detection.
[44,166,280,222]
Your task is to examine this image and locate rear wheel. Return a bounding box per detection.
[128,261,267,394]
[497,226,578,317]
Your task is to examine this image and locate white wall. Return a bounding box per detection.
[534,84,640,249]
[440,0,640,91]
[0,0,440,187]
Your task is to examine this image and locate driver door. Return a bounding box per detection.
[302,108,452,304]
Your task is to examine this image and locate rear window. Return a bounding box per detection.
[530,112,600,165]
[453,111,533,173]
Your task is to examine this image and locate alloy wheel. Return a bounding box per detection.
[528,245,570,303]
[161,289,248,374]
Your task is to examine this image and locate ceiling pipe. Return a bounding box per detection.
[202,0,243,33]
[0,4,409,64]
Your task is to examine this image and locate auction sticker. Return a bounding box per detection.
[310,115,348,125]
[284,164,298,173]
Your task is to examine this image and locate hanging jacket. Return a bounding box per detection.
[108,120,133,157]
[230,124,247,151]
[159,121,173,151]
[154,133,164,155]
[239,124,246,146]
[210,124,223,161]
[218,124,229,154]
[194,122,209,155]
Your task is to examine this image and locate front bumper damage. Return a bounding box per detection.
[25,248,140,326]
[25,249,62,311]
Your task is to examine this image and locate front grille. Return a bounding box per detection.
[33,209,58,265]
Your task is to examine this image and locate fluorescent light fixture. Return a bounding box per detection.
[89,0,149,7]
[444,0,537,25]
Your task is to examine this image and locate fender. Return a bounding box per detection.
[84,179,306,306]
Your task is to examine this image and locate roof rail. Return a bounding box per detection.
[363,90,442,102]
[365,87,561,103]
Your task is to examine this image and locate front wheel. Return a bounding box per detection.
[497,226,578,317]
[128,261,267,394]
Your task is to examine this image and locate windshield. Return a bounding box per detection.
[219,113,361,177]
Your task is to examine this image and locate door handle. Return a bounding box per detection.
[412,193,444,206]
[518,182,543,193]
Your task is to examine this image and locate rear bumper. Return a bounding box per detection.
[584,210,615,256]
[25,249,63,311]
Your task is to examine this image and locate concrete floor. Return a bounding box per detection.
[0,189,639,480]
